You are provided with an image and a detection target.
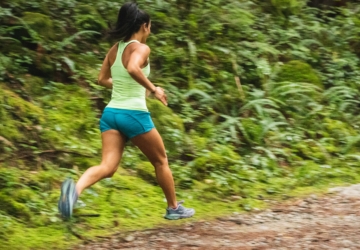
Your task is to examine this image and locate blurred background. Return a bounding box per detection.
[1,0,360,248]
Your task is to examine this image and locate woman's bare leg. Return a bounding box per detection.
[131,129,177,208]
[75,130,126,195]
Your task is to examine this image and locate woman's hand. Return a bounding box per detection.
[153,87,168,106]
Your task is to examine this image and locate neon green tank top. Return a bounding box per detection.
[107,40,150,111]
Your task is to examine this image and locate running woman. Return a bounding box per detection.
[58,2,195,220]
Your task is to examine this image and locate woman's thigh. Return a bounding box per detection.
[101,129,127,168]
[130,128,167,166]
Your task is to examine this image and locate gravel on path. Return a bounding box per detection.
[76,184,360,250]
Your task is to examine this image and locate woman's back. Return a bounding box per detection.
[107,40,150,111]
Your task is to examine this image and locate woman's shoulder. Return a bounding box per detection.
[107,42,120,56]
[129,42,151,56]
[132,42,150,50]
[106,43,120,65]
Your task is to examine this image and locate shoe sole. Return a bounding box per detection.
[66,180,76,218]
[164,211,195,220]
[58,179,70,218]
[58,179,74,219]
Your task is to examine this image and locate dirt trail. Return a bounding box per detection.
[77,185,360,250]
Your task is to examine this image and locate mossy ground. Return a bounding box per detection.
[1,70,360,249]
[1,162,360,250]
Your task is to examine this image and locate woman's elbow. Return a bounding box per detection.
[127,66,139,76]
[97,77,104,86]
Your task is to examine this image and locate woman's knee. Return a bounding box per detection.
[152,157,168,170]
[105,170,117,178]
[101,164,118,178]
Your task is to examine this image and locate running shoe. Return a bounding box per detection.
[164,200,195,220]
[58,178,77,219]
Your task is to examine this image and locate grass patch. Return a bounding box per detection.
[2,163,360,250]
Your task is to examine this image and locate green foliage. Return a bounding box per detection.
[1,0,360,248]
[275,60,323,87]
[22,75,46,96]
[0,84,44,142]
[270,0,307,16]
[0,192,32,221]
[189,144,241,180]
[240,118,263,143]
[136,161,157,184]
[74,4,107,31]
[147,98,185,158]
[22,12,54,40]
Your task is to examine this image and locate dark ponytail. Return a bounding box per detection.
[109,2,150,41]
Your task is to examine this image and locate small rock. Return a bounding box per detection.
[124,235,135,242]
[111,238,119,244]
[341,240,353,247]
[310,194,318,200]
[299,202,308,207]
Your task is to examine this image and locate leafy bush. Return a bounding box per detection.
[275,60,323,87]
[1,1,360,246]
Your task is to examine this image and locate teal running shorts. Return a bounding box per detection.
[99,107,155,139]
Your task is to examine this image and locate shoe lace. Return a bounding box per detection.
[178,200,184,206]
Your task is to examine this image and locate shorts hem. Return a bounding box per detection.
[100,128,115,133]
[128,127,154,140]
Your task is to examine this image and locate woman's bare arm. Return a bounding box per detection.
[97,53,113,89]
[97,43,167,105]
[127,44,167,106]
[126,45,156,91]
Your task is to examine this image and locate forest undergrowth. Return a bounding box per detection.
[1,0,360,248]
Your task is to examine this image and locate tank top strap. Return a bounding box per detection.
[118,40,140,54]
[125,39,140,44]
[115,40,140,68]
